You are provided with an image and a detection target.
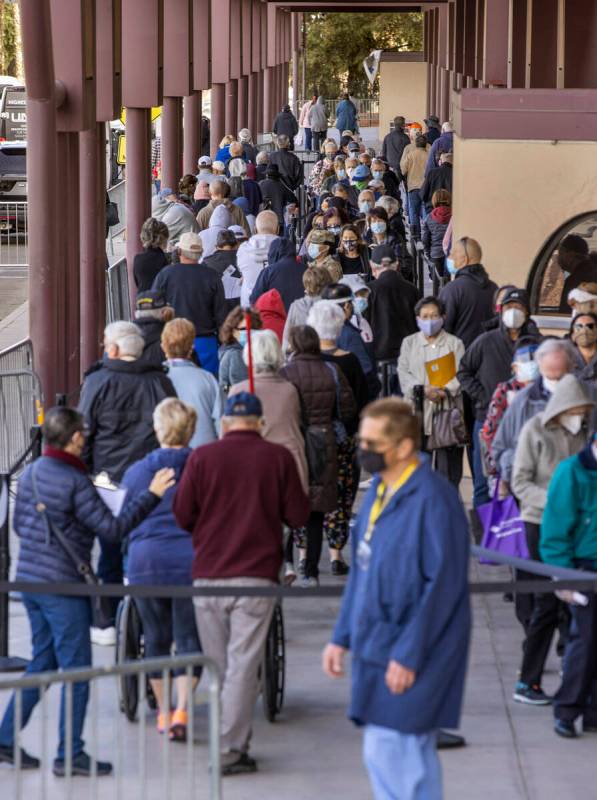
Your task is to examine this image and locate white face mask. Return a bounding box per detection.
[559,413,584,435]
[502,308,526,330]
[542,377,560,394]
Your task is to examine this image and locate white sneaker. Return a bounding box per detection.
[91,626,116,646]
[284,563,297,586]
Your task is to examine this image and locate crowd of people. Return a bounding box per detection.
[1,101,597,799]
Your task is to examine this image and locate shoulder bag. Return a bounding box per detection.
[296,393,328,484]
[427,388,469,450]
[324,361,349,444]
[31,463,114,630]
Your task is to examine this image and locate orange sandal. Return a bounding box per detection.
[169,710,188,742]
[157,712,170,734]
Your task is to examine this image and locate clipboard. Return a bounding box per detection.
[93,472,127,517]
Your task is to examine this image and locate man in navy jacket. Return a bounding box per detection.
[0,407,174,776]
[323,399,470,800]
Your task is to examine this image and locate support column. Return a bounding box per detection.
[225,79,238,135]
[79,123,105,375]
[263,66,274,132]
[20,0,61,403]
[183,91,203,175]
[440,68,450,122]
[283,62,289,108]
[237,75,248,130]
[125,107,151,307]
[248,72,259,138]
[211,83,226,156]
[162,96,182,191]
[292,51,299,117]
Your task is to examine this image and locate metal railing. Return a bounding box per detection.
[106,257,131,323]
[0,653,222,799]
[0,200,28,268]
[323,98,379,129]
[0,340,42,475]
[107,180,126,256]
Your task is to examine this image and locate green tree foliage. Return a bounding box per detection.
[0,1,19,77]
[305,12,423,98]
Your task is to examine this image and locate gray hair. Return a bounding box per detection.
[307,300,345,342]
[442,121,454,133]
[140,217,169,249]
[238,128,252,143]
[243,329,282,373]
[535,338,577,369]
[104,321,144,359]
[376,195,399,217]
[256,151,269,165]
[228,158,247,177]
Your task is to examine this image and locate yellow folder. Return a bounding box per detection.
[425,352,457,387]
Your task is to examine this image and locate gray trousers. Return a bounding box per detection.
[193,578,276,754]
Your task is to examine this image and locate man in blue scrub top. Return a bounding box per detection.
[323,398,471,800]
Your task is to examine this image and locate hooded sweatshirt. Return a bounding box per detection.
[199,204,233,258]
[512,375,593,525]
[249,238,306,310]
[309,97,329,133]
[160,200,200,247]
[255,289,287,344]
[422,205,452,260]
[439,264,498,348]
[237,233,280,306]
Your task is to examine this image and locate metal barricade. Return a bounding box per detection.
[106,257,131,323]
[0,653,222,799]
[0,343,42,475]
[107,180,126,256]
[0,200,28,268]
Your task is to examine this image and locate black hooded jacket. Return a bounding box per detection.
[439,264,498,348]
[135,317,166,367]
[381,129,410,174]
[368,269,420,360]
[249,238,306,310]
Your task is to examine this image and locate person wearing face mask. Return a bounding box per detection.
[540,429,597,739]
[457,288,539,507]
[323,207,350,242]
[332,182,359,217]
[357,189,375,220]
[370,158,400,199]
[337,224,371,278]
[217,306,263,395]
[352,164,372,195]
[557,234,597,313]
[511,375,594,708]
[571,313,597,424]
[365,207,401,263]
[322,156,349,194]
[305,228,342,282]
[480,338,540,480]
[308,139,338,194]
[400,135,429,240]
[340,274,374,346]
[323,398,470,800]
[567,283,597,316]
[398,296,465,486]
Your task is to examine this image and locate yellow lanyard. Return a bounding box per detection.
[364,462,418,543]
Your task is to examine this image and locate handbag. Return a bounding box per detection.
[106,200,120,228]
[324,361,348,444]
[477,480,530,565]
[296,395,328,483]
[31,463,114,629]
[426,389,469,450]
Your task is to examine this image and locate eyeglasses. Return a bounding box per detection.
[573,322,596,331]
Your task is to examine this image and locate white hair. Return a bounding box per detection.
[256,151,269,165]
[104,321,144,359]
[377,195,399,217]
[243,329,282,373]
[442,121,454,133]
[535,338,576,369]
[307,300,345,342]
[228,158,247,177]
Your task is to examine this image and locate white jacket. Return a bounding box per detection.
[237,234,279,307]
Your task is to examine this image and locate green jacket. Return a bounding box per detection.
[540,445,597,569]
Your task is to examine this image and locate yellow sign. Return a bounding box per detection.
[117,133,126,165]
[425,352,457,388]
[119,106,162,125]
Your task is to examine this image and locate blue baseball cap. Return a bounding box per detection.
[352,164,370,181]
[223,391,263,418]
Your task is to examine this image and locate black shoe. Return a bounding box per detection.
[298,558,306,578]
[554,719,577,739]
[221,751,257,776]
[513,682,552,706]
[437,730,466,749]
[331,560,349,576]
[0,744,40,769]
[53,751,113,777]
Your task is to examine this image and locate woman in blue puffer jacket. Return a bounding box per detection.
[122,397,202,743]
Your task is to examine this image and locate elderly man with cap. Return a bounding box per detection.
[258,163,298,227]
[152,232,227,376]
[238,128,258,164]
[134,290,175,366]
[351,164,372,194]
[268,134,304,191]
[305,228,342,282]
[173,391,309,776]
[457,286,541,507]
[381,115,411,175]
[196,155,217,186]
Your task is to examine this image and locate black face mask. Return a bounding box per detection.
[357,447,387,474]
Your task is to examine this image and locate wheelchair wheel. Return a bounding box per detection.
[115,596,142,721]
[261,603,285,722]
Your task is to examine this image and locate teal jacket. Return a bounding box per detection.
[540,444,597,569]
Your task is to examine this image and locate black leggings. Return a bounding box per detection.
[134,596,202,679]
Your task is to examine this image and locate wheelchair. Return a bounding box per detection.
[115,595,286,723]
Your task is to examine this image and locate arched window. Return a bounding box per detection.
[529,211,597,317]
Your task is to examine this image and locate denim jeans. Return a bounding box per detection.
[472,419,490,507]
[0,593,92,759]
[363,724,442,799]
[97,539,123,626]
[304,127,312,151]
[407,190,423,239]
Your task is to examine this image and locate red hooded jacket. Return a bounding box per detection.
[255,289,287,344]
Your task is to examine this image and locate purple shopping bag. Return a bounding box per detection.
[477,482,529,565]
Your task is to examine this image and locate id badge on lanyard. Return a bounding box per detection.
[356,539,372,571]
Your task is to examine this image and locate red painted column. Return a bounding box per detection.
[125,108,151,308]
[211,83,226,156]
[225,79,238,135]
[183,91,203,175]
[79,123,105,374]
[263,66,274,132]
[249,72,259,137]
[237,75,248,130]
[162,96,183,191]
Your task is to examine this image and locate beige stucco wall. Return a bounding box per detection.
[379,61,428,136]
[452,136,597,289]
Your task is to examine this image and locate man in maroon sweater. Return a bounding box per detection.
[173,392,309,775]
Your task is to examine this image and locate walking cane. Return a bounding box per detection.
[244,309,255,394]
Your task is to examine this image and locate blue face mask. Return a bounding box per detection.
[354,296,368,314]
[307,243,321,261]
[446,257,457,275]
[359,201,372,214]
[372,170,383,180]
[237,330,248,347]
[336,169,346,179]
[371,221,386,235]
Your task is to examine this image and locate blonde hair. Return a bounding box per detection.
[153,398,197,447]
[219,134,234,148]
[161,318,196,359]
